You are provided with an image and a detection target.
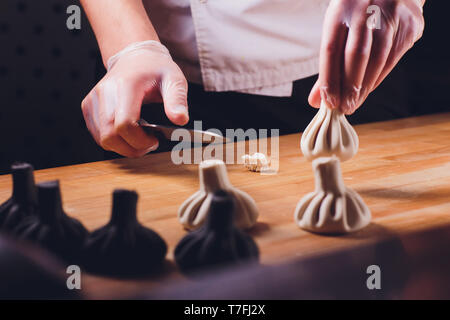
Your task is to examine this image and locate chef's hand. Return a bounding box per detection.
[81,41,189,157]
[309,0,425,114]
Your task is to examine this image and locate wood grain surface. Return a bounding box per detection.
[1,113,450,298]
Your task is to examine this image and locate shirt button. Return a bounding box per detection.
[199,0,207,3]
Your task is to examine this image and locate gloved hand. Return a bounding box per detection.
[309,0,425,114]
[81,40,189,157]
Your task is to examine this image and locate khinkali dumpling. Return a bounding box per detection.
[178,159,258,230]
[175,190,259,275]
[294,157,371,234]
[0,163,38,232]
[82,189,167,277]
[14,180,88,263]
[301,100,359,161]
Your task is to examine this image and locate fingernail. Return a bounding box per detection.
[172,105,188,115]
[146,141,159,153]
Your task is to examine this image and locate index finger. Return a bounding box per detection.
[109,79,159,150]
[317,1,349,109]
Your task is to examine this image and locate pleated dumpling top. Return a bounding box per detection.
[301,100,359,162]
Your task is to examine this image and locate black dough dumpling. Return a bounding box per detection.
[0,163,38,232]
[0,236,79,299]
[14,180,88,263]
[82,189,167,277]
[174,190,259,275]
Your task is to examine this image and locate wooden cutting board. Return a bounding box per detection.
[1,112,450,298]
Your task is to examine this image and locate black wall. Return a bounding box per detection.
[0,0,104,174]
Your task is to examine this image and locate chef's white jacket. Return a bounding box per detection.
[143,0,330,96]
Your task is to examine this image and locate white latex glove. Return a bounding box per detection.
[309,0,425,114]
[81,40,189,157]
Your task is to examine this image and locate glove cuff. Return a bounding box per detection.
[106,40,172,71]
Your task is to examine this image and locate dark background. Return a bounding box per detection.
[0,0,449,174]
[0,0,103,174]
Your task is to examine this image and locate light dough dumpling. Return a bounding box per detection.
[294,157,371,234]
[178,160,259,230]
[301,100,359,162]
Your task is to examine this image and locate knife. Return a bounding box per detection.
[138,119,227,144]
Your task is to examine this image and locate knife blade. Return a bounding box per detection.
[138,119,227,144]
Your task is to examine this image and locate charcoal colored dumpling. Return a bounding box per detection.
[82,189,167,277]
[175,190,259,275]
[14,180,88,263]
[0,163,38,232]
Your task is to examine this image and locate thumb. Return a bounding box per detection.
[160,69,189,126]
[308,79,321,109]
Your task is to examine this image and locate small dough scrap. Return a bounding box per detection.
[294,157,371,234]
[178,159,259,230]
[242,153,270,172]
[301,100,359,162]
